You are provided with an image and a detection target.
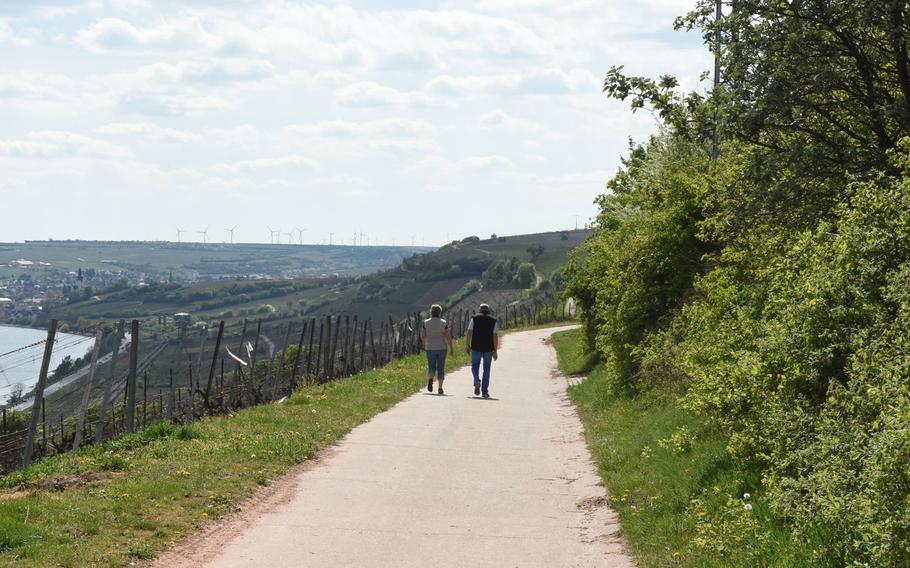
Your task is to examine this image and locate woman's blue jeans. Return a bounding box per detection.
[426,349,447,380]
[471,350,493,394]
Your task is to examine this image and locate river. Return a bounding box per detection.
[0,325,96,403]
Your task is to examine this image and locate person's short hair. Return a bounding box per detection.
[431,304,442,317]
[479,303,491,314]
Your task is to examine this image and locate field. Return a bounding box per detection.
[45,230,590,328]
[9,230,586,421]
[0,241,428,281]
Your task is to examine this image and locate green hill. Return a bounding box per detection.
[48,229,588,329]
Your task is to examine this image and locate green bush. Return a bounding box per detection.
[566,131,910,564]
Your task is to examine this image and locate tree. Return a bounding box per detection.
[526,245,545,260]
[607,0,910,237]
[516,262,536,288]
[7,383,23,406]
[53,356,74,378]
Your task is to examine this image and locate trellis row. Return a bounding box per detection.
[4,297,571,474]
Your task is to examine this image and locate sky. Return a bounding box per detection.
[0,0,711,246]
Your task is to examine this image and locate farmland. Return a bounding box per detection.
[0,241,427,281]
[46,229,589,329]
[2,229,589,422]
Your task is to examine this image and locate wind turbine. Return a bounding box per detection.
[295,227,307,245]
[328,232,334,246]
[175,227,186,243]
[225,225,237,244]
[267,226,280,244]
[197,227,209,245]
[286,232,294,245]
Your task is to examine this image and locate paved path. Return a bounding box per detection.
[163,327,634,567]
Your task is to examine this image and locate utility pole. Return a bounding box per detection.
[711,0,722,161]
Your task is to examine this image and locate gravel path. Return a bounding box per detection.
[152,326,635,568]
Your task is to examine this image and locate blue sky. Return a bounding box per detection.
[0,0,710,245]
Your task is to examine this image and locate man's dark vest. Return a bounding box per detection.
[470,314,497,352]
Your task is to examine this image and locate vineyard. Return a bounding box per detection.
[0,294,570,476]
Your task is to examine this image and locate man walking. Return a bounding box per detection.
[465,304,499,398]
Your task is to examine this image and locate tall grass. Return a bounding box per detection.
[552,329,816,567]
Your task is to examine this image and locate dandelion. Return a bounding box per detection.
[744,503,753,511]
[743,492,751,501]
[311,409,317,414]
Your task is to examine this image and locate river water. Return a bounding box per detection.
[0,325,96,402]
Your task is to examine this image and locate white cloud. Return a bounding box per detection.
[456,155,514,170]
[0,130,130,158]
[284,118,439,154]
[0,18,34,46]
[206,124,259,147]
[210,155,320,174]
[426,68,598,96]
[478,109,555,137]
[333,81,446,109]
[76,17,223,53]
[96,122,198,144]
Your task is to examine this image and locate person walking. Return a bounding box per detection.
[421,304,453,395]
[465,303,499,398]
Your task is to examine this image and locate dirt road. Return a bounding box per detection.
[154,326,634,567]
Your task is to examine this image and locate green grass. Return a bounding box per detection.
[0,343,470,567]
[552,328,815,567]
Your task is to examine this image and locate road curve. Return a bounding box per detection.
[155,326,635,568]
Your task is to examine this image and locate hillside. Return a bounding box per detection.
[48,229,588,328]
[0,241,427,281]
[22,229,587,420]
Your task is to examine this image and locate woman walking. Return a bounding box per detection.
[421,304,454,395]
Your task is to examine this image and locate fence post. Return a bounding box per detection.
[342,316,351,375]
[234,318,248,394]
[166,368,175,422]
[248,320,262,405]
[204,321,225,408]
[271,323,292,399]
[142,370,148,428]
[185,364,195,423]
[359,319,368,372]
[329,316,341,380]
[314,320,325,383]
[290,319,307,391]
[368,320,377,368]
[96,322,122,443]
[322,316,332,379]
[41,397,47,458]
[125,320,139,434]
[73,328,104,454]
[349,316,359,375]
[305,318,316,382]
[22,320,57,469]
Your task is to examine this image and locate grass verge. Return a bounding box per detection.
[0,344,470,567]
[552,328,815,567]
